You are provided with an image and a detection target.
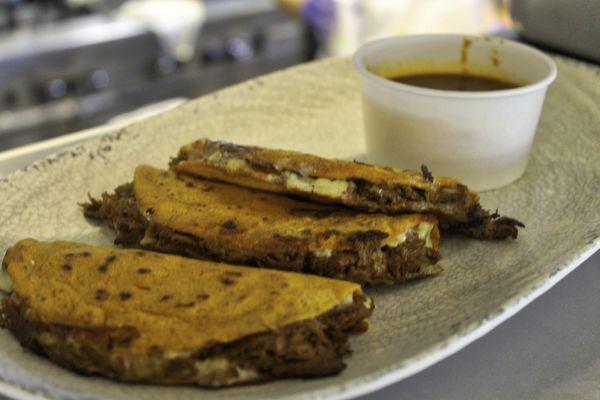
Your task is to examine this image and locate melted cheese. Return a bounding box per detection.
[417,222,435,248]
[207,151,223,162]
[194,358,259,385]
[285,172,313,192]
[313,221,435,261]
[202,151,247,172]
[313,178,349,198]
[164,350,192,359]
[383,222,435,249]
[225,158,248,172]
[314,248,333,258]
[266,174,279,182]
[204,152,350,198]
[341,292,355,305]
[140,229,157,246]
[0,267,12,293]
[284,172,349,198]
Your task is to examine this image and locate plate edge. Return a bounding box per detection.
[0,241,597,400]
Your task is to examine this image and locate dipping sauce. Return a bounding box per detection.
[390,73,520,91]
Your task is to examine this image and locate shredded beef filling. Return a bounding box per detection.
[449,204,525,240]
[83,184,146,246]
[141,224,439,285]
[81,184,440,285]
[350,178,469,215]
[198,292,372,380]
[1,292,372,385]
[348,179,522,239]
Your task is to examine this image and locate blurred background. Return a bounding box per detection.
[0,0,597,151]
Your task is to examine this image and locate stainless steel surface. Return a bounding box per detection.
[0,0,308,151]
[0,15,160,149]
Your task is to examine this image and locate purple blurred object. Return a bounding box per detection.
[302,0,336,40]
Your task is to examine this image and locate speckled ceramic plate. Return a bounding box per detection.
[0,56,599,400]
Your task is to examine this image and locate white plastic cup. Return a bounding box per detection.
[353,34,557,191]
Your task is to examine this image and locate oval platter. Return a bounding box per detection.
[0,56,599,400]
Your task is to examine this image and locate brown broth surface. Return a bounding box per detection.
[390,73,520,91]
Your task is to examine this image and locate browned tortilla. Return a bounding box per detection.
[82,165,441,285]
[171,138,523,239]
[0,239,372,386]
